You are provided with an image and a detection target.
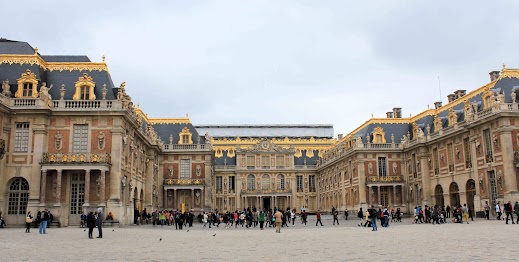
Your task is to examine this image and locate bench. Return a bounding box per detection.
[102,220,120,227]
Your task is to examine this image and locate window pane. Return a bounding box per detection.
[73,124,89,152]
[180,159,190,179]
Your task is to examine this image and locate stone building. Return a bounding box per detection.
[1,39,518,226]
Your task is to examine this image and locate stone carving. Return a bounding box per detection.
[367,162,373,175]
[95,175,101,197]
[168,165,173,178]
[39,82,53,106]
[59,84,66,100]
[493,134,499,149]
[392,162,397,174]
[511,90,517,103]
[475,140,481,154]
[455,147,460,160]
[117,82,133,109]
[196,165,201,176]
[98,131,106,150]
[391,133,395,144]
[498,91,505,104]
[355,136,363,148]
[426,124,431,136]
[416,127,424,138]
[121,176,127,187]
[204,132,211,144]
[169,134,173,144]
[55,131,63,150]
[2,80,12,97]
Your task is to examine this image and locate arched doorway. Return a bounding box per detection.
[7,178,29,224]
[434,185,444,207]
[449,182,460,208]
[466,179,476,211]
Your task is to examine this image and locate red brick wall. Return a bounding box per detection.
[90,130,112,153]
[163,163,179,179]
[192,163,205,178]
[47,130,70,153]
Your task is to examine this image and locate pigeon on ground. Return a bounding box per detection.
[84,230,86,232]
[186,230,189,232]
[160,238,162,241]
[212,234,216,236]
[112,229,114,232]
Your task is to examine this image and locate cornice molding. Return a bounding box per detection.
[0,54,108,72]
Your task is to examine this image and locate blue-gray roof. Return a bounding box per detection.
[195,125,334,138]
[0,40,34,55]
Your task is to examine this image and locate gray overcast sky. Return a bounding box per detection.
[2,0,519,136]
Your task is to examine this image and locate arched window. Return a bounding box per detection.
[8,178,29,214]
[247,174,255,190]
[262,174,270,190]
[277,174,285,190]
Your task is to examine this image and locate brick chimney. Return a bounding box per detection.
[337,134,343,140]
[393,108,402,118]
[489,71,500,81]
[434,101,442,109]
[447,94,456,103]
[386,112,394,118]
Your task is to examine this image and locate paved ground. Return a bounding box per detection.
[1,216,518,261]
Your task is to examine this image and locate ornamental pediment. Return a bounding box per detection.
[237,139,294,154]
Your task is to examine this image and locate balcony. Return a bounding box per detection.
[241,188,292,195]
[41,152,111,164]
[215,165,236,171]
[163,178,205,186]
[366,175,404,184]
[52,100,121,110]
[295,165,317,169]
[162,143,212,151]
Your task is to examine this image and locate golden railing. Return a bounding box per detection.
[163,179,205,186]
[240,188,292,195]
[366,175,404,184]
[41,152,111,164]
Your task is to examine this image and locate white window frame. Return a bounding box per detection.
[14,123,30,152]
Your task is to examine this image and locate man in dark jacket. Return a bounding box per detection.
[39,209,49,234]
[96,208,103,238]
[87,212,96,239]
[368,205,377,231]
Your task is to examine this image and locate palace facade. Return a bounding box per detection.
[0,39,518,226]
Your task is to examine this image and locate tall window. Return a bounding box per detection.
[181,135,189,144]
[23,83,33,97]
[309,175,316,192]
[262,174,270,190]
[463,138,471,168]
[14,123,30,152]
[447,143,454,172]
[377,157,387,176]
[276,155,284,168]
[484,129,493,162]
[180,159,190,179]
[261,155,270,168]
[297,175,303,192]
[246,156,255,169]
[8,178,29,214]
[80,86,90,100]
[247,174,255,190]
[215,176,222,193]
[72,124,88,153]
[228,176,235,191]
[277,174,285,190]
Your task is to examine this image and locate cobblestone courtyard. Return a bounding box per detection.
[1,217,518,261]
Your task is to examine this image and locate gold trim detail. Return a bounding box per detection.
[448,108,457,127]
[434,113,442,132]
[0,54,108,72]
[73,73,96,100]
[498,68,519,79]
[178,127,193,144]
[372,126,386,143]
[15,69,39,98]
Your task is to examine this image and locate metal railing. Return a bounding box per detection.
[163,178,205,186]
[365,175,404,184]
[41,152,111,164]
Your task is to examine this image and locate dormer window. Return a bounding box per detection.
[73,73,96,100]
[15,70,39,98]
[178,127,193,144]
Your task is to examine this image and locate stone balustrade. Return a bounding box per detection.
[365,175,404,184]
[163,178,205,186]
[41,152,111,164]
[240,188,292,195]
[163,144,212,151]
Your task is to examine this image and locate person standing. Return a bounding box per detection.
[462,204,469,224]
[446,205,451,218]
[291,209,296,225]
[96,208,103,238]
[259,210,265,230]
[357,208,364,226]
[514,202,519,224]
[505,201,515,224]
[87,212,96,239]
[496,202,502,220]
[484,201,490,220]
[274,210,283,233]
[39,209,49,234]
[25,211,33,233]
[333,210,339,225]
[315,210,323,226]
[368,205,377,231]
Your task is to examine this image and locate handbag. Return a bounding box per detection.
[26,216,33,223]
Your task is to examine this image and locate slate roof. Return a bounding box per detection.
[0,39,35,54]
[40,55,91,62]
[195,125,334,138]
[152,123,204,145]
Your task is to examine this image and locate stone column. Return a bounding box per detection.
[54,170,62,206]
[418,146,432,207]
[367,185,371,205]
[357,160,367,210]
[109,127,124,201]
[84,169,91,206]
[174,189,177,210]
[163,188,167,209]
[501,130,519,200]
[40,170,47,205]
[401,186,405,206]
[99,170,106,206]
[393,185,396,207]
[201,188,205,211]
[377,186,381,205]
[191,189,195,211]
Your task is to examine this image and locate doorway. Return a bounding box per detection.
[69,172,85,225]
[263,197,271,210]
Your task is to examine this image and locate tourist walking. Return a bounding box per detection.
[315,210,323,226]
[39,209,49,234]
[96,208,103,238]
[87,212,95,239]
[368,205,377,231]
[274,210,283,233]
[25,211,33,233]
[357,208,364,226]
[291,209,296,225]
[496,202,502,220]
[462,204,469,224]
[505,201,515,224]
[333,210,339,225]
[484,201,490,220]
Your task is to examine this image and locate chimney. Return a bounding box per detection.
[454,90,466,99]
[489,71,500,81]
[393,107,402,118]
[386,112,394,118]
[337,134,343,140]
[447,94,456,103]
[434,101,442,109]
